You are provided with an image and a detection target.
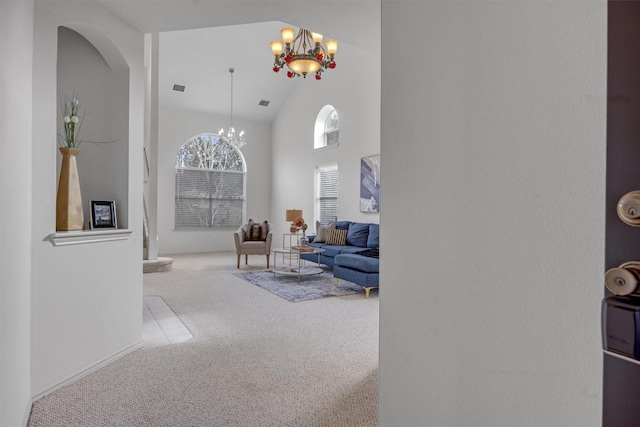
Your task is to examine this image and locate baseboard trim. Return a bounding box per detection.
[32,340,143,402]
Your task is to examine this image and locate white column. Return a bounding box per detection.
[144,33,159,259]
[0,1,34,425]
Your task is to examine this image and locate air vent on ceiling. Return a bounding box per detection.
[258,100,270,107]
[172,84,186,92]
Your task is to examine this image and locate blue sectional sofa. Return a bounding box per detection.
[300,221,379,297]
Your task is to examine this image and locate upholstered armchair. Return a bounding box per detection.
[234,220,273,268]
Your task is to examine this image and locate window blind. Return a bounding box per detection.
[316,164,338,226]
[175,168,244,228]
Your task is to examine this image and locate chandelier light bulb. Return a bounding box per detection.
[311,32,323,44]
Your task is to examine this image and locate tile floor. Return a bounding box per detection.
[142,296,193,348]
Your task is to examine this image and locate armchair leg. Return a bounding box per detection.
[266,254,270,268]
[245,254,248,265]
[237,254,240,269]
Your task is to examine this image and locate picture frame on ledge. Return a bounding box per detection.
[89,200,117,229]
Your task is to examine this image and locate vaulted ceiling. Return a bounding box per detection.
[96,1,380,123]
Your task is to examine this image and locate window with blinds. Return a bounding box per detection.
[316,164,338,226]
[175,134,245,229]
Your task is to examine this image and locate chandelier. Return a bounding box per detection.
[270,28,338,80]
[219,68,246,149]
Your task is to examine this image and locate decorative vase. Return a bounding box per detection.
[56,147,84,231]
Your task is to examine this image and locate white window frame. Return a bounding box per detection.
[315,163,338,226]
[314,105,339,150]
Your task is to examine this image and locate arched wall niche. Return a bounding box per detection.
[62,22,128,70]
[57,25,130,228]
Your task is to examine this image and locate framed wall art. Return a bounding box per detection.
[89,200,117,229]
[360,155,380,213]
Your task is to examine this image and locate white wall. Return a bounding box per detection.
[0,1,34,424]
[271,41,381,239]
[157,106,272,254]
[379,1,605,426]
[31,2,145,397]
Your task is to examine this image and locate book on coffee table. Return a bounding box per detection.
[291,245,315,252]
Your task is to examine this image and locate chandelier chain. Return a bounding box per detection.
[219,67,246,149]
[229,67,234,128]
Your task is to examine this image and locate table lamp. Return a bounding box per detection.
[286,209,302,233]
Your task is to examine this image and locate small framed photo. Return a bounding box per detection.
[89,200,117,229]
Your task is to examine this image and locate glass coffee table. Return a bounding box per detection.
[271,247,325,281]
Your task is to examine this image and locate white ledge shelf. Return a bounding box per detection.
[48,229,133,247]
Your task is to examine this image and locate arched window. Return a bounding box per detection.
[175,134,246,228]
[314,105,339,149]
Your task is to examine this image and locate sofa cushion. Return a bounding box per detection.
[326,228,347,246]
[346,222,370,247]
[367,224,379,249]
[321,245,350,258]
[334,254,379,273]
[335,220,351,230]
[340,246,367,255]
[313,221,335,243]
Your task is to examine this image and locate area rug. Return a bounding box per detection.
[233,268,364,302]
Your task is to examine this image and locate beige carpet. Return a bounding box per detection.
[28,252,379,427]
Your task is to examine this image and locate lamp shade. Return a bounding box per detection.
[286,209,302,221]
[326,39,338,56]
[288,57,321,75]
[270,40,284,56]
[281,28,295,44]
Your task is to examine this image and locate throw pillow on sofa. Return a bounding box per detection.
[346,222,370,247]
[314,220,335,243]
[367,224,379,249]
[325,228,347,246]
[335,220,351,230]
